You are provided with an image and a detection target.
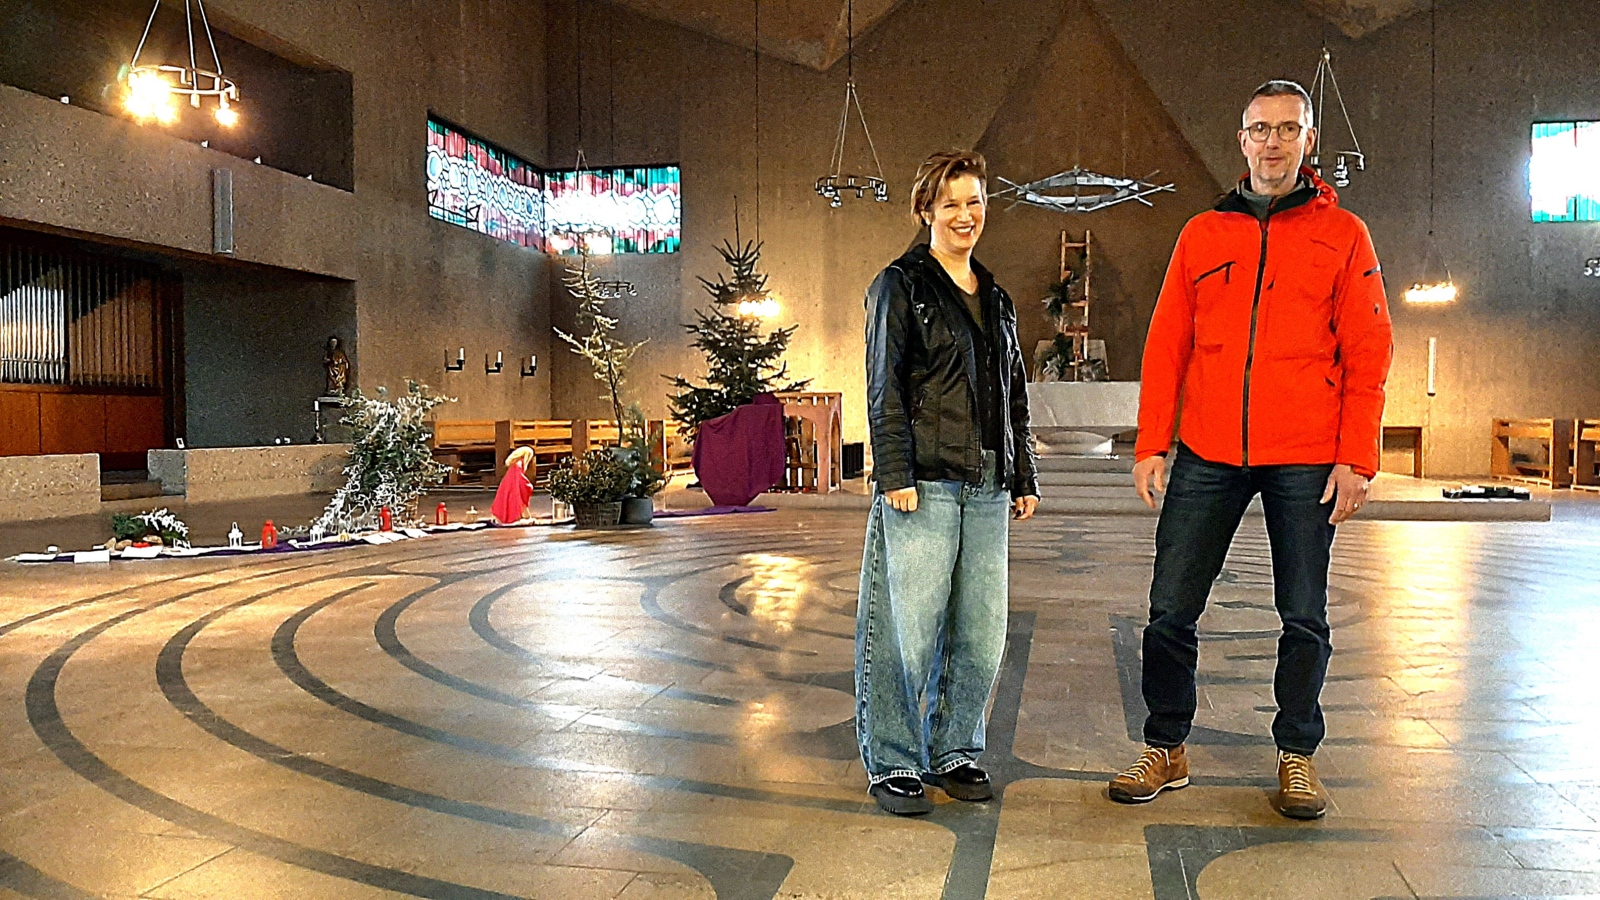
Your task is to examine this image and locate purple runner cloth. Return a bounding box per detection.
[691,394,787,507]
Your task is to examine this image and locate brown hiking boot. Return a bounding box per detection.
[1108,745,1189,804]
[1274,751,1328,819]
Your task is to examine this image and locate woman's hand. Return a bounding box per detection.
[1013,496,1038,520]
[885,486,919,513]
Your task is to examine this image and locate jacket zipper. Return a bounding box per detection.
[1241,217,1270,467]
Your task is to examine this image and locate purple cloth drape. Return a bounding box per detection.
[691,393,787,507]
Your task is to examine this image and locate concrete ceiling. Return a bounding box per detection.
[607,0,905,70]
[605,0,1438,70]
[1298,0,1434,39]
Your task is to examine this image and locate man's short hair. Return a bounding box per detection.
[1244,80,1314,126]
[910,149,988,224]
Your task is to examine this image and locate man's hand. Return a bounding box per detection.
[1321,464,1369,524]
[885,486,919,513]
[1013,496,1038,520]
[1133,456,1167,509]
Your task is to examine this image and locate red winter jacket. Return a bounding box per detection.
[1136,169,1393,477]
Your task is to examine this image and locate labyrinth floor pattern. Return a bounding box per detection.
[3,508,1600,899]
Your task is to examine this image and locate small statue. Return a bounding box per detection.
[323,336,351,397]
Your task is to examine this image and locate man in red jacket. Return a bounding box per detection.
[1108,80,1392,819]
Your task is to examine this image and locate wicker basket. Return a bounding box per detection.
[572,501,623,528]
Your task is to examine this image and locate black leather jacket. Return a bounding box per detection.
[865,244,1039,498]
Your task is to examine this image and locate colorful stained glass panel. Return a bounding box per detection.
[545,166,682,255]
[1531,121,1600,223]
[427,117,545,248]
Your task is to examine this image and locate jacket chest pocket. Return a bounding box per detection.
[1191,260,1239,347]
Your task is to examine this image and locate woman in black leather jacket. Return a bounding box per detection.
[854,149,1039,816]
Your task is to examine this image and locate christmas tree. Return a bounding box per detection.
[665,239,809,430]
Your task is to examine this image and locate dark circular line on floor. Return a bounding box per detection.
[0,847,98,900]
[25,581,530,900]
[167,584,796,900]
[716,574,854,641]
[373,589,738,745]
[274,592,871,817]
[462,575,750,704]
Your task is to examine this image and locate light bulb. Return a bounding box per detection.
[125,70,177,124]
[214,103,239,128]
[1403,280,1458,304]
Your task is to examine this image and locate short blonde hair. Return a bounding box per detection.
[505,446,535,471]
[909,149,988,225]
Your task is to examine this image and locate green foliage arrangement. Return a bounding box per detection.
[110,508,190,547]
[313,380,452,534]
[546,450,633,506]
[613,405,667,498]
[1044,272,1078,325]
[664,239,809,431]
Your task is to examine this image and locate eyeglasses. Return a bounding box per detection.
[1243,121,1307,142]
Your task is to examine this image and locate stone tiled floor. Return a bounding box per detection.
[2,504,1599,899]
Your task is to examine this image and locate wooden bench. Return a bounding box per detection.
[1491,418,1574,488]
[429,420,499,485]
[433,417,687,488]
[1574,419,1600,492]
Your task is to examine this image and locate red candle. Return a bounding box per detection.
[261,520,278,549]
[380,507,393,532]
[435,502,448,526]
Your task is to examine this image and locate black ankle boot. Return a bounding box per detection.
[923,763,994,801]
[869,776,934,815]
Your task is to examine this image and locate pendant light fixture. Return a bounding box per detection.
[815,0,888,208]
[1307,47,1366,188]
[124,0,240,127]
[1405,0,1457,305]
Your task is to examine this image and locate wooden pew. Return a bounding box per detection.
[1490,418,1574,488]
[1574,419,1600,492]
[429,420,498,485]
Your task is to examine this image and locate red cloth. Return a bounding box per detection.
[692,394,787,507]
[490,465,533,524]
[1136,168,1393,477]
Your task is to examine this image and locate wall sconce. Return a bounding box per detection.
[445,347,465,371]
[486,351,504,374]
[521,355,538,378]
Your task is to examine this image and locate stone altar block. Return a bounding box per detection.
[0,454,101,522]
[1026,381,1141,455]
[149,445,351,503]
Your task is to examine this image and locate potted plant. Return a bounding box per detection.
[547,450,632,528]
[614,406,668,525]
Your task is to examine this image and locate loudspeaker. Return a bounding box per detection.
[212,168,234,255]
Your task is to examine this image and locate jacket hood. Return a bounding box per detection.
[1214,166,1338,217]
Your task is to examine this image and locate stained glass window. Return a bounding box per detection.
[427,118,545,248]
[545,167,682,255]
[426,117,680,254]
[1531,122,1600,223]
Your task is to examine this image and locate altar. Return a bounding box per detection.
[1026,381,1140,455]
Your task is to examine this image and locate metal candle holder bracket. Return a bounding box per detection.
[445,348,465,372]
[521,356,539,378]
[485,352,504,374]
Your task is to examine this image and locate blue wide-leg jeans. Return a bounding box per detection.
[855,454,1011,784]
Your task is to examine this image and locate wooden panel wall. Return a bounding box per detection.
[0,390,41,456]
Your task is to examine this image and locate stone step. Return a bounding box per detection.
[100,481,164,502]
[1034,454,1135,474]
[1037,471,1133,487]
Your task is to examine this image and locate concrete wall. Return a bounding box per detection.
[1085,0,1600,476]
[0,0,554,442]
[181,263,356,446]
[548,0,1600,475]
[149,444,348,502]
[0,453,100,522]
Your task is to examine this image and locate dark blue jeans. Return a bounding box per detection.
[1142,444,1337,755]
